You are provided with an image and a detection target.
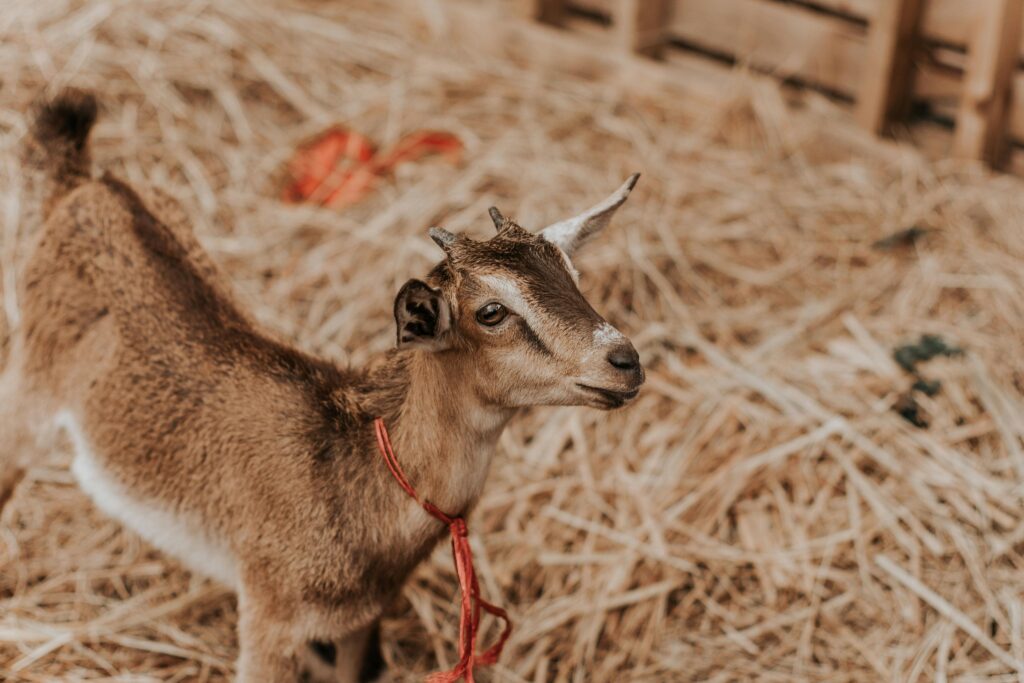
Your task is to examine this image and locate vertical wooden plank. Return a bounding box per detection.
[952,0,1023,165]
[514,0,569,26]
[615,0,672,58]
[855,0,925,134]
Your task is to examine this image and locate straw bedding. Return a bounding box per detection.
[2,0,1024,680]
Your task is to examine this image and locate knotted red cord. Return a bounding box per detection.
[373,417,512,683]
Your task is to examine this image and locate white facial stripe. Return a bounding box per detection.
[593,322,625,346]
[476,274,531,320]
[476,273,566,351]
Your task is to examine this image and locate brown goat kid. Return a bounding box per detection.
[1,90,644,682]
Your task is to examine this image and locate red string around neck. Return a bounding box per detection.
[373,417,512,683]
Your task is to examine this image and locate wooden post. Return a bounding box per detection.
[855,0,925,134]
[952,0,1023,166]
[615,0,672,58]
[514,0,568,26]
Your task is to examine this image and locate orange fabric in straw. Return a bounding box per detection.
[283,128,462,209]
[373,417,512,683]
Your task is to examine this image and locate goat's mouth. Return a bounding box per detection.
[576,383,641,409]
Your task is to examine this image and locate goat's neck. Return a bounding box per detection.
[374,350,514,515]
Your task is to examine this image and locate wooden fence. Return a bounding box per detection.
[512,0,1024,170]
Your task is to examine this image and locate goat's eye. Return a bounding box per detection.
[475,302,508,326]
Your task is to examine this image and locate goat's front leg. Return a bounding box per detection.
[236,597,302,683]
[304,622,383,683]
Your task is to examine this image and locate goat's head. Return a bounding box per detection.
[393,174,644,410]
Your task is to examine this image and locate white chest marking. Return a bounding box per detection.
[58,410,239,588]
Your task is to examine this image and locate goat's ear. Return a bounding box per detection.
[539,173,639,258]
[393,279,453,351]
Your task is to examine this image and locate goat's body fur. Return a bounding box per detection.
[4,93,512,682]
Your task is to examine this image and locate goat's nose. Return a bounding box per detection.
[607,344,640,371]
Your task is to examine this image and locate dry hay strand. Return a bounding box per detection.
[2,0,1024,680]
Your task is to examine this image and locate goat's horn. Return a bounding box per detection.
[488,207,505,232]
[428,227,458,253]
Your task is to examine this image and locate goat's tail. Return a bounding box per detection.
[25,88,98,216]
